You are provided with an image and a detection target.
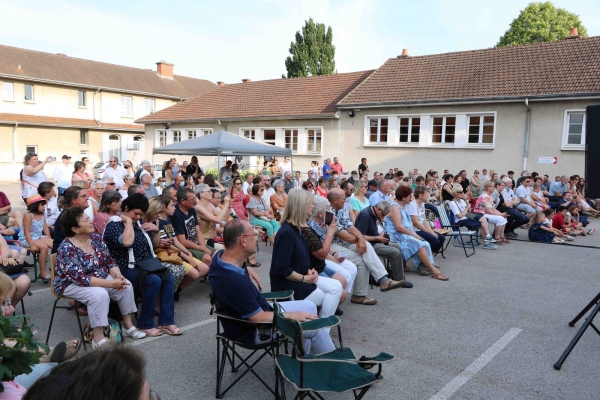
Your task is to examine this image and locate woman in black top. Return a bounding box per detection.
[441,174,455,202]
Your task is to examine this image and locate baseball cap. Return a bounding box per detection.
[62,155,71,160]
[368,180,377,188]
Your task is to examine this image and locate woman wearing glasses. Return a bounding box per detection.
[302,180,315,194]
[228,177,248,221]
[52,186,91,254]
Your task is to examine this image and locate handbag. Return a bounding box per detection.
[136,257,167,273]
[1,263,24,275]
[155,249,183,265]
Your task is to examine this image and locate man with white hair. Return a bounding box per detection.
[137,160,153,183]
[101,176,117,191]
[309,189,405,305]
[369,180,393,206]
[140,174,159,198]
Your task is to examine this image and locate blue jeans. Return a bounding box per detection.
[416,230,445,254]
[505,209,530,233]
[122,268,175,329]
[57,187,67,200]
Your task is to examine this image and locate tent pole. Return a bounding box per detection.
[217,153,220,182]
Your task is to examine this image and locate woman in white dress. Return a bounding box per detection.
[22,153,50,201]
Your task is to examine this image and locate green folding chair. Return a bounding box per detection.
[272,302,395,400]
[210,290,294,399]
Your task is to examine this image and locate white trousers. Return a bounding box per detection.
[331,241,388,297]
[263,300,335,354]
[304,276,343,318]
[324,259,357,294]
[484,214,508,226]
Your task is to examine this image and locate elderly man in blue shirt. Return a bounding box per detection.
[369,180,394,206]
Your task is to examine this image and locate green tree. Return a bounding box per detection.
[497,2,587,47]
[283,17,336,78]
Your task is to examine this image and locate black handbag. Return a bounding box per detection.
[1,263,24,275]
[136,258,167,274]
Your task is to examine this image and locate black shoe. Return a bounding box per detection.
[174,286,182,302]
[23,261,34,270]
[335,307,344,316]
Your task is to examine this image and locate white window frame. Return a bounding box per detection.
[263,129,277,146]
[24,84,34,102]
[562,110,586,150]
[431,116,456,145]
[78,90,87,107]
[398,117,420,145]
[202,129,213,136]
[172,130,182,142]
[184,128,212,141]
[25,145,37,155]
[243,129,256,140]
[466,114,495,147]
[145,98,155,114]
[120,96,133,117]
[188,130,197,139]
[156,129,168,147]
[368,117,388,144]
[284,129,299,153]
[306,128,322,153]
[80,129,89,145]
[239,126,323,154]
[3,82,14,101]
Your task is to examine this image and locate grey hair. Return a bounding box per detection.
[375,200,391,214]
[494,179,504,187]
[123,174,133,181]
[377,179,387,190]
[284,171,292,177]
[502,177,512,184]
[272,179,285,189]
[91,180,105,189]
[194,183,209,195]
[312,194,331,216]
[141,173,152,182]
[101,176,114,183]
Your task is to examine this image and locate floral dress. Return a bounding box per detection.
[384,203,434,268]
[229,188,248,221]
[17,213,46,247]
[528,222,555,243]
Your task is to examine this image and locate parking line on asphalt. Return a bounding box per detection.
[429,327,522,400]
[31,288,50,294]
[128,317,216,347]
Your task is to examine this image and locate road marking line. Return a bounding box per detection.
[31,288,50,294]
[429,327,522,400]
[128,317,216,347]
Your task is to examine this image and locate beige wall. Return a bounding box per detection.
[0,124,145,181]
[142,98,597,179]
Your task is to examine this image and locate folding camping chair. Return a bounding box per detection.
[430,205,477,258]
[273,302,395,400]
[211,290,294,399]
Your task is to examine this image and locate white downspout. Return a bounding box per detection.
[522,98,531,171]
[11,122,18,163]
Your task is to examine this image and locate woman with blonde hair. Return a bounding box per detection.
[270,189,343,318]
[350,180,369,219]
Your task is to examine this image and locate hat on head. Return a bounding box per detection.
[62,155,71,160]
[351,171,358,175]
[26,194,46,206]
[141,160,151,166]
[368,180,377,188]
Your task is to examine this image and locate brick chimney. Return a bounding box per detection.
[397,49,409,58]
[566,27,580,39]
[156,61,174,79]
[217,81,225,87]
[241,79,251,83]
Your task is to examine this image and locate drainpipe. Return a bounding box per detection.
[93,88,101,126]
[522,98,531,171]
[11,122,18,163]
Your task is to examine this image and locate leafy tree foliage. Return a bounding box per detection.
[283,17,336,78]
[497,2,587,47]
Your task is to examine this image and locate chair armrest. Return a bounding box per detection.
[358,352,395,364]
[214,311,271,327]
[263,290,294,301]
[300,315,340,332]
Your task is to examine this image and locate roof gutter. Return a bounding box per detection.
[0,120,142,132]
[135,113,339,125]
[0,73,189,101]
[336,92,600,109]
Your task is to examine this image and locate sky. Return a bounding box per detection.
[1,0,599,84]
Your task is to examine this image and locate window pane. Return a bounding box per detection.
[369,119,378,127]
[483,116,494,124]
[432,125,442,134]
[433,117,443,126]
[411,124,420,143]
[468,134,479,143]
[469,116,480,125]
[78,91,86,107]
[3,82,13,99]
[400,118,409,126]
[468,126,480,134]
[569,124,583,134]
[121,96,131,115]
[570,113,584,124]
[413,118,420,125]
[173,131,181,142]
[315,129,322,152]
[189,130,196,139]
[24,85,33,101]
[445,125,455,143]
[568,134,581,144]
[264,129,275,144]
[482,134,493,144]
[399,133,408,142]
[432,134,442,143]
[482,125,494,134]
[446,117,456,126]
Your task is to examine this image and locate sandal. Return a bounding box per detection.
[48,341,67,363]
[159,325,182,336]
[246,255,261,268]
[124,326,147,339]
[140,328,163,337]
[38,274,51,284]
[350,296,378,305]
[431,273,449,281]
[64,339,82,360]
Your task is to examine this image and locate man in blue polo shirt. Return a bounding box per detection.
[209,219,335,353]
[322,158,332,180]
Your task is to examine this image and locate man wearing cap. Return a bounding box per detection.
[366,180,378,199]
[137,160,153,183]
[53,155,72,199]
[347,171,359,185]
[104,157,127,189]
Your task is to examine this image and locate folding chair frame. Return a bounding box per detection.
[430,205,477,258]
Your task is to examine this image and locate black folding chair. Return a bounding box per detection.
[211,290,293,399]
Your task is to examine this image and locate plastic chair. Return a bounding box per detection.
[45,254,87,351]
[272,302,395,400]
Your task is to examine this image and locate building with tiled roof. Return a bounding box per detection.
[139,31,599,177]
[0,44,215,180]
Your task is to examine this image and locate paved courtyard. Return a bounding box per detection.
[3,183,600,399]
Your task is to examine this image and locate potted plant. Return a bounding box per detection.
[0,315,48,392]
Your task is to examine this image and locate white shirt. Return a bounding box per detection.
[515,185,532,203]
[501,187,518,203]
[448,199,467,221]
[45,196,61,226]
[261,187,275,208]
[219,167,232,181]
[22,167,47,198]
[280,161,293,177]
[53,163,72,188]
[104,166,128,188]
[242,181,252,195]
[407,200,426,226]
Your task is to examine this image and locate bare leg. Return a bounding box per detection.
[12,275,31,307]
[11,211,23,228]
[417,247,447,279]
[33,238,51,278]
[478,217,490,236]
[179,268,200,289]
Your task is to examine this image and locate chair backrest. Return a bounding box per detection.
[273,302,306,356]
[435,205,452,228]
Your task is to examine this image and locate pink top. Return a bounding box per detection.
[93,212,121,235]
[315,186,328,198]
[0,381,27,399]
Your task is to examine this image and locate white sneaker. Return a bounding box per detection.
[563,235,574,241]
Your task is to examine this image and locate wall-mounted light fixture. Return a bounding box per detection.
[163,123,171,129]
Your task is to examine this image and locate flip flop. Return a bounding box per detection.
[159,325,182,336]
[48,341,67,363]
[64,339,82,360]
[38,274,51,284]
[140,328,163,337]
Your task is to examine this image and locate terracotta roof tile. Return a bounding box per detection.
[136,70,374,123]
[0,113,143,131]
[339,36,600,106]
[0,45,216,99]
